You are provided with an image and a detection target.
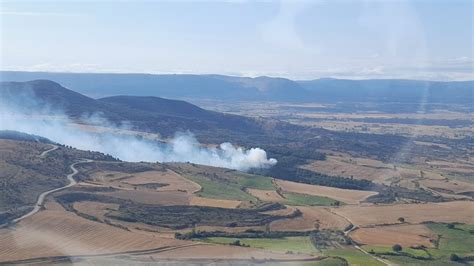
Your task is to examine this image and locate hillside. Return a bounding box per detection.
[1,71,472,104]
[0,80,265,138]
[0,135,116,223]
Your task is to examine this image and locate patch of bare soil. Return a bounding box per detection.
[350,224,436,247]
[270,206,350,231]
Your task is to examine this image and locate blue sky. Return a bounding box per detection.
[1,0,473,80]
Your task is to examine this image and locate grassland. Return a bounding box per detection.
[201,236,318,255]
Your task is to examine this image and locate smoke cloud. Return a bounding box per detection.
[0,97,277,171]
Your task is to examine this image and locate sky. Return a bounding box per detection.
[0,0,473,80]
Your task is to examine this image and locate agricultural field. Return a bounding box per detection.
[0,200,185,262]
[247,188,341,206]
[300,155,399,185]
[332,201,474,226]
[270,206,351,231]
[359,223,474,265]
[275,179,377,205]
[201,236,318,255]
[350,224,436,247]
[1,101,472,266]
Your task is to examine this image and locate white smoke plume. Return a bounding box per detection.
[0,98,277,171]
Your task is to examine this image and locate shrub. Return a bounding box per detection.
[392,244,402,252]
[450,253,460,262]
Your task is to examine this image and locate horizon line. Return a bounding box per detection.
[1,70,473,83]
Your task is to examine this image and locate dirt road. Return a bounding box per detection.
[10,159,92,224]
[40,144,59,158]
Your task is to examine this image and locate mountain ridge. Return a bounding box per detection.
[0,80,269,139]
[2,71,472,103]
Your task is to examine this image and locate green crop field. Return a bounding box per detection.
[184,174,256,201]
[179,169,276,201]
[234,172,275,190]
[283,192,341,206]
[202,236,318,255]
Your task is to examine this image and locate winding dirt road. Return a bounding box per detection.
[10,155,92,224]
[40,144,59,158]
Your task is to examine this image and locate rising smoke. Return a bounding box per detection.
[0,96,277,171]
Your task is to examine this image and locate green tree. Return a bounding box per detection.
[392,244,402,252]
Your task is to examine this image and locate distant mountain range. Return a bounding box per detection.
[1,71,472,103]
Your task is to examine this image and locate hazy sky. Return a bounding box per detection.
[1,0,473,80]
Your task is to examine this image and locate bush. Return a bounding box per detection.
[447,223,455,229]
[450,254,460,262]
[392,244,402,252]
